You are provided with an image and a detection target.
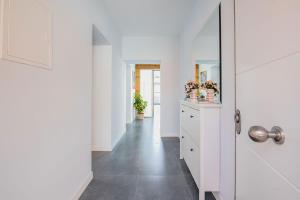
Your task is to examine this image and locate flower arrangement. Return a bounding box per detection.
[185,80,200,96]
[201,80,219,96]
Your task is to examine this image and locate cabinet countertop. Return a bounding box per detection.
[180,100,222,110]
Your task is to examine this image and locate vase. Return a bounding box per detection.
[206,89,215,102]
[136,113,144,120]
[190,89,198,100]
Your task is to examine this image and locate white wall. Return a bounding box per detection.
[87,1,126,150]
[122,37,180,137]
[0,0,124,199]
[92,45,112,151]
[112,60,127,147]
[111,59,126,149]
[179,0,236,200]
[192,8,220,63]
[126,64,134,123]
[193,36,220,62]
[126,64,136,123]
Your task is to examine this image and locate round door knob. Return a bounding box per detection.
[248,126,269,142]
[190,148,194,152]
[248,126,285,144]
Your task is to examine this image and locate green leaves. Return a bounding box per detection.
[133,93,148,114]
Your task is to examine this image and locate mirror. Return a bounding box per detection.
[192,4,221,103]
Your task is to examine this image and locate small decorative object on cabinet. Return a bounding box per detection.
[201,80,219,103]
[180,100,221,200]
[206,89,215,102]
[184,80,199,101]
[190,89,198,99]
[133,93,147,120]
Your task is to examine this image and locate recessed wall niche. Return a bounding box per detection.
[0,0,52,69]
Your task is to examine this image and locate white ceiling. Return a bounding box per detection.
[102,0,196,36]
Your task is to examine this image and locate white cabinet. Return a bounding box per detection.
[180,100,221,200]
[0,0,52,69]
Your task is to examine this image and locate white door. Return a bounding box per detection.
[140,70,153,117]
[235,0,300,199]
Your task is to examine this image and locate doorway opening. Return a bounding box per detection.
[126,63,161,136]
[136,64,161,136]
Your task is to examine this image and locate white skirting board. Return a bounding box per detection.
[92,130,127,152]
[111,130,127,150]
[72,171,93,200]
[160,133,179,137]
[92,145,112,152]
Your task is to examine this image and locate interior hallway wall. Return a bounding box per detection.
[87,1,126,151]
[126,64,135,124]
[179,0,235,200]
[92,45,112,151]
[122,36,180,137]
[0,0,124,199]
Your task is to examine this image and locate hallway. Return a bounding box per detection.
[80,119,215,200]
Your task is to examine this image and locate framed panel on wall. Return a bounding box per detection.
[0,0,52,69]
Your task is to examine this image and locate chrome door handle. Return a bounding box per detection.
[248,126,285,144]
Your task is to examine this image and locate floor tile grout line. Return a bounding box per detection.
[82,118,200,200]
[132,174,140,200]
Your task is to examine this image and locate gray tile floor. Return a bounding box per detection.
[80,118,216,200]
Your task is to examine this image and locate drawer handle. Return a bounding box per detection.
[190,115,194,118]
[190,148,194,152]
[182,136,184,139]
[181,110,185,113]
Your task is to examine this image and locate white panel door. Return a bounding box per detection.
[235,0,300,199]
[140,70,153,117]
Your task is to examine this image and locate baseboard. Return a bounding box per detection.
[111,130,126,150]
[212,192,223,200]
[72,171,93,200]
[92,145,112,152]
[160,132,179,138]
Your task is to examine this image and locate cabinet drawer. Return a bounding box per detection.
[180,105,189,128]
[181,128,188,159]
[181,105,200,147]
[183,133,200,187]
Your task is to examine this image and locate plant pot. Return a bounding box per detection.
[136,113,144,120]
[206,89,215,102]
[190,89,198,99]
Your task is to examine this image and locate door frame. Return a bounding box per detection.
[152,69,161,117]
[135,64,160,118]
[234,0,238,199]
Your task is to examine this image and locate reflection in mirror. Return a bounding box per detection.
[193,4,221,103]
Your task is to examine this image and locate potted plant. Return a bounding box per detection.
[201,80,219,102]
[133,93,148,120]
[185,80,200,100]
